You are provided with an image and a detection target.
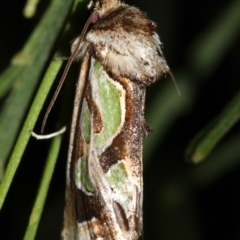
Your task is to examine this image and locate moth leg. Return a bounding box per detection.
[141,118,152,137]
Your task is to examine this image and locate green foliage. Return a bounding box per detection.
[0,0,240,239]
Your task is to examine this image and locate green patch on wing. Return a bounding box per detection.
[93,61,102,77]
[81,100,91,143]
[93,60,123,149]
[107,162,127,188]
[76,157,95,193]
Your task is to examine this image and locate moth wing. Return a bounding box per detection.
[62,51,94,240]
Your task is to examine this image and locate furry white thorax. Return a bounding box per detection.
[71,2,169,85]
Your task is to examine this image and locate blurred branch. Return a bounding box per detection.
[186,90,240,163]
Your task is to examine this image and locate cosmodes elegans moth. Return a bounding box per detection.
[51,0,170,239]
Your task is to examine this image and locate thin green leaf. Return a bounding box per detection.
[23,0,40,18]
[186,90,240,163]
[0,0,73,178]
[145,0,240,160]
[0,60,63,209]
[0,65,23,99]
[189,0,240,75]
[23,134,63,240]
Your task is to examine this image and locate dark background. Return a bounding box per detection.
[0,0,240,239]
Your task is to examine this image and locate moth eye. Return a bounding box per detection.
[91,13,99,24]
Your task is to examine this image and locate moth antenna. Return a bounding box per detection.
[41,12,98,133]
[169,70,181,96]
[160,49,181,96]
[32,126,66,140]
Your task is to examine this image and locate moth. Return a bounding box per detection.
[61,0,170,239]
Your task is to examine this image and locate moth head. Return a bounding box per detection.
[88,0,124,20]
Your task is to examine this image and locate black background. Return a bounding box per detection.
[0,0,240,239]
